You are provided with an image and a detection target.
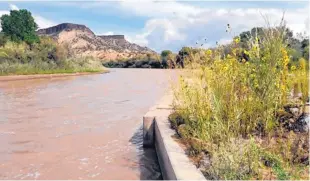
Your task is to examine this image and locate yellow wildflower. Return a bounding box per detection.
[281,85,286,92]
[291,65,296,71]
[255,37,259,43]
[281,48,289,67]
[206,49,212,56]
[275,82,280,88]
[254,79,259,88]
[254,83,259,88]
[234,37,240,44]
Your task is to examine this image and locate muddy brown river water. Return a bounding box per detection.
[0,69,179,180]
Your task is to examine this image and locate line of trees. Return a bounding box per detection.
[160,26,309,69]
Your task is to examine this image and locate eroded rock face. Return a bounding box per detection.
[37,23,94,36]
[36,23,156,61]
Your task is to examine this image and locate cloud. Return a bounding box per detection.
[126,33,149,46]
[1,1,308,53]
[119,1,309,52]
[0,4,57,30]
[9,4,19,11]
[101,31,114,35]
[34,15,56,29]
[24,1,308,52]
[118,0,204,18]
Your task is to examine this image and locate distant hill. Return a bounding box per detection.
[37,23,156,61]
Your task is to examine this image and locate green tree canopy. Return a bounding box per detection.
[179,47,191,57]
[0,9,39,44]
[161,50,173,58]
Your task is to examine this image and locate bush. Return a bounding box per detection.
[173,20,309,180]
[0,37,105,75]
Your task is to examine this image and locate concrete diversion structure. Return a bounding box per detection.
[143,91,205,180]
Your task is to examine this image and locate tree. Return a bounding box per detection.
[239,27,264,48]
[0,9,39,44]
[161,50,172,58]
[0,32,8,47]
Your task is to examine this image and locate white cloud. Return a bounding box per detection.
[22,1,307,52]
[33,15,56,29]
[101,31,114,35]
[126,33,149,46]
[0,4,57,30]
[119,1,309,52]
[1,1,308,52]
[118,0,204,18]
[9,4,19,11]
[0,10,8,17]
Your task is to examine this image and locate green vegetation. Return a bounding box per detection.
[0,9,106,76]
[103,53,168,68]
[103,49,186,69]
[170,20,309,180]
[1,9,39,45]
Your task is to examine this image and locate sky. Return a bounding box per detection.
[0,0,309,52]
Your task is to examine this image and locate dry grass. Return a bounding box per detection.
[171,20,309,180]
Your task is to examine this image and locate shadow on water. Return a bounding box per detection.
[129,126,162,180]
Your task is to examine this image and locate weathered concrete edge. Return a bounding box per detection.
[143,92,205,180]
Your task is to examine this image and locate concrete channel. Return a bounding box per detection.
[142,92,205,180]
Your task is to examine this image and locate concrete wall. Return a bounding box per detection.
[143,92,205,180]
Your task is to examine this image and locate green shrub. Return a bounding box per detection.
[0,37,105,75]
[173,20,309,180]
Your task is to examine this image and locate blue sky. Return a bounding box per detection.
[0,1,309,52]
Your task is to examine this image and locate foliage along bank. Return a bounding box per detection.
[0,9,106,76]
[170,22,309,180]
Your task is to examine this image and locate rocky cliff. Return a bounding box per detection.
[36,23,155,61]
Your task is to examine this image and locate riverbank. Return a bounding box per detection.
[0,70,108,82]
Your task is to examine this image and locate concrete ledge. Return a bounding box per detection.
[143,92,205,180]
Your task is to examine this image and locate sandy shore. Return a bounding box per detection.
[0,71,108,82]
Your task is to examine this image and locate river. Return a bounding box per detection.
[0,69,179,180]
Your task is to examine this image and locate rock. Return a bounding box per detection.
[187,137,211,156]
[177,124,188,138]
[36,23,156,61]
[169,112,185,129]
[294,114,309,132]
[300,154,309,165]
[289,107,302,117]
[297,103,310,132]
[141,64,151,68]
[198,152,211,171]
[289,118,295,123]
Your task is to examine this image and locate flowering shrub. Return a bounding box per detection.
[173,23,309,179]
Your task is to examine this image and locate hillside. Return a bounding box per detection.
[36,23,156,61]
